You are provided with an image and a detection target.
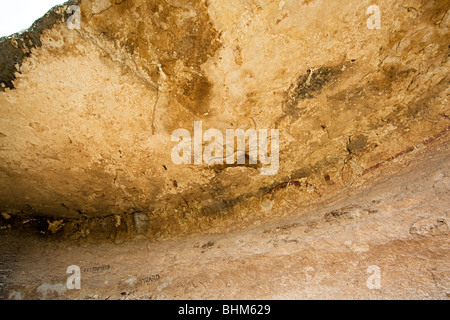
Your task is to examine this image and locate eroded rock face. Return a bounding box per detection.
[0,0,449,240]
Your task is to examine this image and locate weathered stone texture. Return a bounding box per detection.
[0,0,449,239]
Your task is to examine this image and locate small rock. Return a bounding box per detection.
[1,212,11,220]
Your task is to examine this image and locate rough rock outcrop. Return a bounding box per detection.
[0,0,449,240]
[0,0,449,301]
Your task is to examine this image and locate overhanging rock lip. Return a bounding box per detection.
[0,0,81,91]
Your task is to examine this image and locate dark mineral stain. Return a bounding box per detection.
[290,167,312,180]
[324,205,361,221]
[0,1,80,91]
[200,198,242,217]
[287,66,342,106]
[325,174,335,185]
[347,135,368,154]
[277,64,345,124]
[178,75,213,116]
[201,241,215,249]
[211,153,260,173]
[88,0,222,116]
[265,180,301,196]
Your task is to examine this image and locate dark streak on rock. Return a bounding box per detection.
[210,154,260,173]
[347,134,368,154]
[280,65,345,122]
[265,181,301,195]
[362,125,450,176]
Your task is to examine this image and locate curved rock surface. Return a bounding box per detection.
[1,0,448,239]
[0,0,449,300]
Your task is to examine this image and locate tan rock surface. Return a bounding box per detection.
[0,0,449,299]
[0,137,449,299]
